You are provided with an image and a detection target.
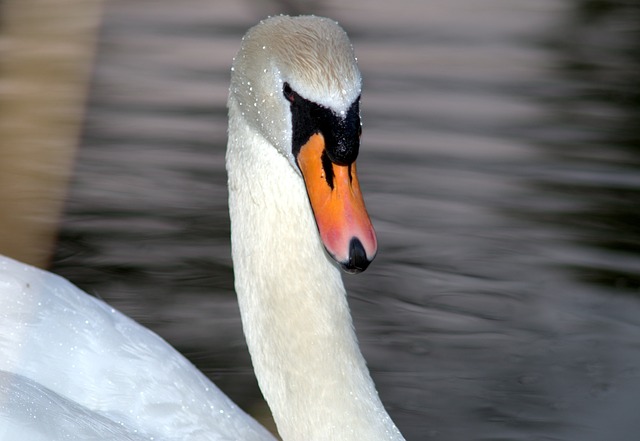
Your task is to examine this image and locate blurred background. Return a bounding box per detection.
[1,0,639,439]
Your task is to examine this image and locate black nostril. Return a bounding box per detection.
[341,238,371,274]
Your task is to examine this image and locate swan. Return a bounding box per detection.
[0,15,405,441]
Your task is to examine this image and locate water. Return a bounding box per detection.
[50,0,640,439]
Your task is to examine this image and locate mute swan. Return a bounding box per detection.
[0,15,405,441]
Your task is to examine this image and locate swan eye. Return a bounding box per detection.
[283,82,294,102]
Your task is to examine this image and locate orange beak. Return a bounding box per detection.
[297,133,377,273]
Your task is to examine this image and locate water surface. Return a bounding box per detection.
[51,0,640,439]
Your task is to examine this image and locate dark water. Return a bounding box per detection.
[51,0,640,440]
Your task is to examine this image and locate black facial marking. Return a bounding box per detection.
[283,82,294,103]
[330,100,360,165]
[321,149,335,190]
[285,83,361,168]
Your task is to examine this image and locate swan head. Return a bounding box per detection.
[229,15,377,273]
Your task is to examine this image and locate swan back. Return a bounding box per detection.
[0,255,276,441]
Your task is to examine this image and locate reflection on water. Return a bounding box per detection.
[45,0,640,440]
[530,0,640,294]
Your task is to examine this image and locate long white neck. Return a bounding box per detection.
[227,105,404,441]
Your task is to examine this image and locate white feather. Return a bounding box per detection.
[227,15,404,441]
[0,15,405,441]
[0,255,274,441]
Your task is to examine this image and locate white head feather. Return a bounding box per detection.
[229,15,362,167]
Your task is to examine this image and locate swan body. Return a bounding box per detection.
[0,15,405,441]
[0,255,275,440]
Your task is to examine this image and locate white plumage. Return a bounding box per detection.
[0,255,274,440]
[0,15,405,441]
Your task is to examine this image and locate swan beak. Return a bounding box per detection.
[297,133,377,273]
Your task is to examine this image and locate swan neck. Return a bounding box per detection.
[226,110,404,441]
